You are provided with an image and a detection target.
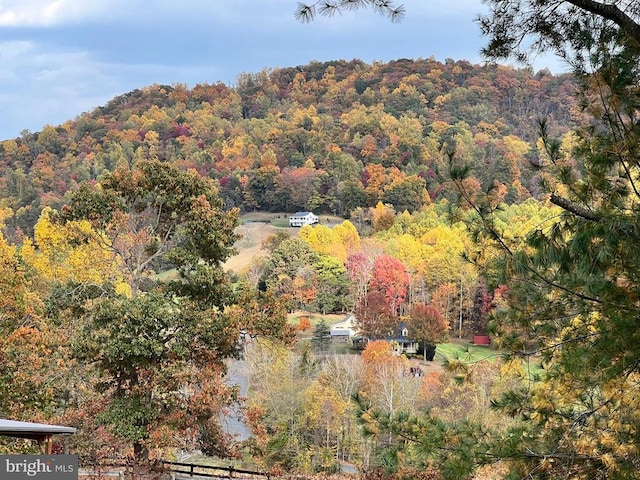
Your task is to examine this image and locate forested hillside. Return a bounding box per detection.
[0,55,604,478]
[0,0,637,475]
[0,57,578,239]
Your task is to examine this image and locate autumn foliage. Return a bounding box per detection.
[296,316,312,332]
[0,54,594,478]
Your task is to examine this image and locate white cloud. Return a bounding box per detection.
[0,0,117,26]
[0,40,117,135]
[0,0,283,27]
[0,0,434,28]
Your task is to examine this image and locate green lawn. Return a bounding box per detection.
[239,212,284,224]
[239,212,346,226]
[434,342,501,364]
[434,342,545,380]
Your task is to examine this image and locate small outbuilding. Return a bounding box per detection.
[0,419,76,454]
[289,212,319,227]
[330,314,358,343]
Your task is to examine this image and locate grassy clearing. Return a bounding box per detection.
[433,342,545,380]
[434,343,499,364]
[288,312,345,327]
[239,212,346,226]
[225,212,354,273]
[238,212,287,224]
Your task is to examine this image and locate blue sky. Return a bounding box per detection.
[0,0,568,140]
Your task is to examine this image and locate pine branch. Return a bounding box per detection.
[566,0,640,44]
[549,193,600,221]
[512,331,600,357]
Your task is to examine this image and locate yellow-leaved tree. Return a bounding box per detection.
[21,207,127,292]
[299,220,361,263]
[0,208,68,422]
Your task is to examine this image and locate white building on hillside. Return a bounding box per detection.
[330,314,358,343]
[289,211,319,227]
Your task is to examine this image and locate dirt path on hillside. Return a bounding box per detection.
[223,222,298,273]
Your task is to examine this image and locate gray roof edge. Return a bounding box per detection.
[0,419,76,434]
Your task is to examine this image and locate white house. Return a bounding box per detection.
[289,211,319,227]
[330,314,358,343]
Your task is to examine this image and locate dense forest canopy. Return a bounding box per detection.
[0,57,577,239]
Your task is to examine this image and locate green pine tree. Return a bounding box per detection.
[311,319,332,353]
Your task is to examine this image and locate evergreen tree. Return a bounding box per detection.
[311,319,332,353]
[467,3,640,478]
[295,0,405,23]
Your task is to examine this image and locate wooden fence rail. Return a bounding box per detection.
[78,461,270,480]
[162,460,270,479]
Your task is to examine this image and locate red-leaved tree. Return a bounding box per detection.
[354,289,397,340]
[369,254,409,315]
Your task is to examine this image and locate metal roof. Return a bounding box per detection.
[330,328,352,336]
[0,419,76,440]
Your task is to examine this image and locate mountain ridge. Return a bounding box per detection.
[0,57,579,239]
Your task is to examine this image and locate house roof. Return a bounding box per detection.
[331,314,355,327]
[387,337,418,344]
[330,314,357,335]
[0,419,76,440]
[330,328,352,336]
[292,211,313,216]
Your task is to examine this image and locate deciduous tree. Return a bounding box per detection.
[311,255,351,314]
[59,161,243,461]
[369,254,409,315]
[408,303,448,362]
[60,160,238,300]
[346,250,376,309]
[21,207,124,288]
[354,289,397,340]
